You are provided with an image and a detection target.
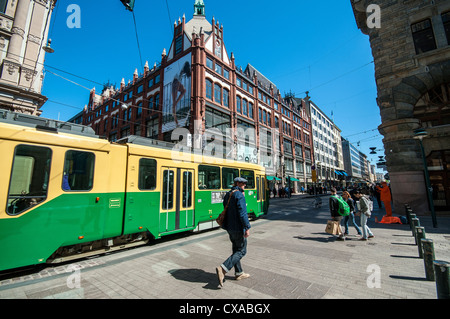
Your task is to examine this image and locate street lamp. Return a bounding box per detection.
[369,147,383,154]
[413,128,437,228]
[43,39,55,53]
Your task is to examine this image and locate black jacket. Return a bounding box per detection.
[222,186,251,232]
[329,195,340,218]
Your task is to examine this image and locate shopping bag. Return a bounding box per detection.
[325,220,341,235]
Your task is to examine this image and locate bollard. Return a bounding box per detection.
[409,213,417,230]
[406,208,413,225]
[433,260,450,299]
[415,227,426,258]
[411,218,420,244]
[422,239,435,281]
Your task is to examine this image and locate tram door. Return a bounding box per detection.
[256,176,261,214]
[160,167,194,233]
[256,175,266,215]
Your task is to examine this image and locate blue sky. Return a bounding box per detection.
[40,0,384,170]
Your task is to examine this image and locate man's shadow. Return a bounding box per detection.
[169,268,222,290]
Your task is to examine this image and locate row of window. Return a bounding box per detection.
[90,94,160,134]
[206,58,307,129]
[205,79,257,122]
[237,96,255,118]
[88,75,161,122]
[207,57,256,100]
[198,165,255,190]
[207,57,230,80]
[205,78,312,143]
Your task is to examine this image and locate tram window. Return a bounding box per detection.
[7,145,52,215]
[62,151,95,191]
[198,165,220,189]
[182,171,192,208]
[162,169,174,209]
[222,167,239,189]
[240,170,255,188]
[138,158,157,190]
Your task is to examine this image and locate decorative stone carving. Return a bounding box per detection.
[0,17,13,32]
[11,26,25,38]
[27,34,41,44]
[22,68,37,81]
[4,60,20,75]
[34,0,50,7]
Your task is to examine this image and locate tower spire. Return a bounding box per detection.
[194,0,205,16]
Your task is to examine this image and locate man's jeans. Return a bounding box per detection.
[360,213,374,239]
[221,230,247,275]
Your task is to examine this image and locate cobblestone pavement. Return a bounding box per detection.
[1,194,449,302]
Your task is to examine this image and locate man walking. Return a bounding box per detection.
[216,177,251,287]
[354,190,375,241]
[329,187,345,241]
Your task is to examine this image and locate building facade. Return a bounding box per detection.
[352,0,450,213]
[342,137,371,184]
[70,1,315,192]
[309,100,346,188]
[0,0,56,115]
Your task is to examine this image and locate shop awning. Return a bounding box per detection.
[335,170,348,176]
[266,176,281,181]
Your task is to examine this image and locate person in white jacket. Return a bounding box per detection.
[354,190,375,241]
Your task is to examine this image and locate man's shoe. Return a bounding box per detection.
[235,273,250,281]
[216,266,225,287]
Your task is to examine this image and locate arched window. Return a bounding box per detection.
[206,79,212,100]
[214,83,222,104]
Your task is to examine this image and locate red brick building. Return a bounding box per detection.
[69,1,315,190]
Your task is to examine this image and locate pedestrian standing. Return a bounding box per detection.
[342,191,362,236]
[216,177,251,287]
[374,184,382,208]
[329,187,345,241]
[376,182,392,216]
[354,190,375,241]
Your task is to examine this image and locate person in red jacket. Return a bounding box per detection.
[376,182,392,217]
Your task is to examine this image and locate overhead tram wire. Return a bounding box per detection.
[132,9,144,71]
[288,60,375,99]
[271,33,361,81]
[0,46,107,88]
[307,60,374,93]
[343,128,379,138]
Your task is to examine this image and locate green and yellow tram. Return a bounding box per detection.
[0,111,268,272]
